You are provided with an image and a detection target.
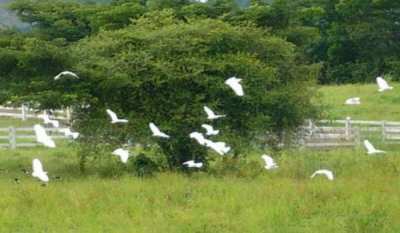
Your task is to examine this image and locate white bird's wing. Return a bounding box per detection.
[203,106,215,118]
[225,77,244,96]
[363,140,376,153]
[376,77,392,91]
[149,122,161,135]
[311,169,334,180]
[183,160,194,166]
[32,159,44,174]
[190,132,206,145]
[201,124,215,134]
[34,124,56,148]
[54,71,79,80]
[106,109,118,121]
[261,155,274,166]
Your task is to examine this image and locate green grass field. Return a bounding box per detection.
[0,146,400,233]
[320,83,400,121]
[1,83,400,232]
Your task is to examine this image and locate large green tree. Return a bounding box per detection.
[59,11,317,168]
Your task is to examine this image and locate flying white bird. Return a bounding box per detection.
[310,169,334,181]
[183,160,203,168]
[149,122,170,138]
[261,154,278,170]
[206,140,231,155]
[376,76,393,92]
[345,97,361,105]
[203,106,225,120]
[190,132,207,145]
[364,140,385,154]
[32,159,49,182]
[201,124,219,136]
[34,124,56,148]
[225,76,244,96]
[106,109,128,124]
[112,148,130,163]
[59,128,79,139]
[54,71,79,80]
[40,112,59,128]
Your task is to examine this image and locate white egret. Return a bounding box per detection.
[54,71,79,80]
[183,160,203,168]
[203,106,225,120]
[225,76,244,96]
[364,140,385,154]
[34,124,56,148]
[345,97,360,105]
[106,109,128,124]
[189,132,207,145]
[40,111,59,128]
[310,169,334,181]
[59,128,79,139]
[149,122,170,138]
[201,124,219,136]
[32,159,49,182]
[261,154,278,170]
[376,76,393,92]
[205,140,231,155]
[112,148,130,163]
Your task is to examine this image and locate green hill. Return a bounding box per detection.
[320,83,400,121]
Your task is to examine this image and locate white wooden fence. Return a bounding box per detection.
[0,126,69,149]
[0,105,70,121]
[302,118,400,148]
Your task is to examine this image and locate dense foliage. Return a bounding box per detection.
[1,0,398,168]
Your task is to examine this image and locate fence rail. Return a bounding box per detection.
[0,105,70,121]
[0,126,69,149]
[302,118,400,148]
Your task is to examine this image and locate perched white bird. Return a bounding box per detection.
[40,112,59,128]
[59,128,79,139]
[310,169,334,181]
[183,160,203,168]
[112,148,130,163]
[149,122,170,138]
[34,124,56,148]
[376,76,393,92]
[189,132,207,145]
[201,124,219,136]
[345,97,361,105]
[205,140,231,155]
[106,109,128,124]
[203,106,225,120]
[54,71,79,80]
[364,140,385,154]
[261,154,278,170]
[32,159,49,182]
[225,76,244,96]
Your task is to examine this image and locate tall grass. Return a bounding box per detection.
[0,146,399,233]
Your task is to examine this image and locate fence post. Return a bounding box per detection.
[9,127,16,149]
[382,121,386,142]
[345,117,351,140]
[66,107,72,123]
[308,119,313,136]
[21,104,27,121]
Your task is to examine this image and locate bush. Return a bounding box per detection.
[129,153,159,177]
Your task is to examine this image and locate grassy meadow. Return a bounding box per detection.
[320,83,400,121]
[1,145,400,232]
[0,83,400,232]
